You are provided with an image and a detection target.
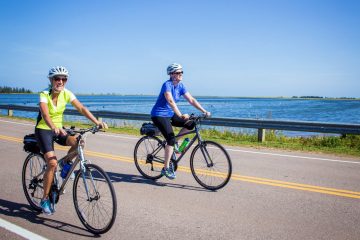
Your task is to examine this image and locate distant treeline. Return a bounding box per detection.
[292,96,357,100]
[0,86,33,93]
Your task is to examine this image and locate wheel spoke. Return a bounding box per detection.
[134,136,164,179]
[191,141,232,190]
[73,164,117,234]
[22,154,46,211]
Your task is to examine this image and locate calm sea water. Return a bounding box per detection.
[1,94,359,136]
[1,94,359,123]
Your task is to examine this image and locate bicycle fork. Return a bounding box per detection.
[199,142,214,167]
[78,143,99,202]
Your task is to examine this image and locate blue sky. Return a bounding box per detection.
[0,0,359,97]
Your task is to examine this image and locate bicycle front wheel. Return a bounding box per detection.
[190,141,232,190]
[134,136,164,180]
[73,164,117,234]
[22,153,46,211]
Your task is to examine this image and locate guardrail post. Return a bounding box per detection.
[258,128,265,142]
[8,108,13,117]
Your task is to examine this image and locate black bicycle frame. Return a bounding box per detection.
[172,129,198,162]
[151,121,205,164]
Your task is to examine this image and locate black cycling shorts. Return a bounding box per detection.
[35,128,69,154]
[151,115,195,146]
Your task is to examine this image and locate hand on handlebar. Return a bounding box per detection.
[97,122,108,129]
[53,127,67,136]
[204,111,211,118]
[181,114,190,120]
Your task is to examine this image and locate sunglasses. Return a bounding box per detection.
[53,76,68,82]
[173,71,184,75]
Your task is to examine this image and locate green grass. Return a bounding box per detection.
[2,115,360,157]
[199,128,360,157]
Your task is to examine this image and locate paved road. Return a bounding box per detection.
[0,117,359,240]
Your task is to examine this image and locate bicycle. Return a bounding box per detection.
[134,114,232,190]
[22,126,117,234]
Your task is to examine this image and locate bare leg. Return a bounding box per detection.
[177,127,191,142]
[42,152,57,200]
[163,127,191,169]
[42,134,80,200]
[64,135,78,162]
[164,145,174,169]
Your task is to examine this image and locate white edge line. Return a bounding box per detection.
[1,118,359,164]
[0,218,49,240]
[0,119,35,127]
[226,148,360,164]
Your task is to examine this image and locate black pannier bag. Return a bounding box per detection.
[23,134,40,153]
[140,123,160,136]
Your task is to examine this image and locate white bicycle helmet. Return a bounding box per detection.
[48,66,69,78]
[167,63,183,75]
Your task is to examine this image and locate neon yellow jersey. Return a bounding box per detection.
[36,88,76,130]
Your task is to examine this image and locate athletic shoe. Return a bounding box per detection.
[169,161,175,174]
[40,199,53,215]
[161,168,176,180]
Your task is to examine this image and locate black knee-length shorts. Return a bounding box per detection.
[151,115,195,146]
[35,128,69,154]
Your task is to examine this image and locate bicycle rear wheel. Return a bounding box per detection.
[134,136,164,180]
[73,164,117,234]
[190,141,232,190]
[22,153,46,211]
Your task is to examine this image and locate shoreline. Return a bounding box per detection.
[0,93,359,100]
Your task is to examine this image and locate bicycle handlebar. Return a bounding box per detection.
[189,113,208,122]
[64,125,103,136]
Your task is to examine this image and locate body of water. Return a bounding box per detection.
[1,94,359,136]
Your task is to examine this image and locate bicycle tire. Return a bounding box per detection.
[73,163,117,234]
[22,153,46,211]
[134,136,164,180]
[190,141,232,190]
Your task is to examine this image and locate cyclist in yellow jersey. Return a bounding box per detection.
[35,66,108,215]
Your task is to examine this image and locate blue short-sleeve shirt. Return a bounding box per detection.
[151,80,188,117]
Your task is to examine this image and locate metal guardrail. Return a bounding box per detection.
[1,104,360,141]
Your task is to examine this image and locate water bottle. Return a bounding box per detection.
[178,138,190,152]
[61,162,72,179]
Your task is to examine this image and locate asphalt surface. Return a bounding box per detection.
[0,117,359,240]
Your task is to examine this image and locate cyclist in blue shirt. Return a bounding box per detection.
[151,63,210,179]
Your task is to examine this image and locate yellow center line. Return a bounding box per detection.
[233,174,360,195]
[0,135,23,143]
[1,134,360,199]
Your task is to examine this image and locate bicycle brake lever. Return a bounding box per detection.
[91,126,100,134]
[65,128,76,136]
